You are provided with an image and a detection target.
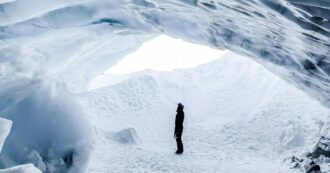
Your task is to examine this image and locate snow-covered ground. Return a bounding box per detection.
[78,52,330,173]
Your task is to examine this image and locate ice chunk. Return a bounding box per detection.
[0,81,94,173]
[112,128,139,144]
[280,123,305,149]
[0,164,41,173]
[0,118,11,154]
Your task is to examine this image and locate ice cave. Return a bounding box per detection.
[0,0,330,173]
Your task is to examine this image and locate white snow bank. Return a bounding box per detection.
[0,164,41,173]
[0,81,94,173]
[0,118,11,154]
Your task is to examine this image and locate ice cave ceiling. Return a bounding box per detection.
[0,0,329,107]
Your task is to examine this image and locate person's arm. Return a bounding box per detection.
[174,116,177,138]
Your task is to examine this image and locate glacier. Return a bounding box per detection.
[0,0,330,172]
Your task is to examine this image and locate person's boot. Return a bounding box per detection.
[175,150,183,154]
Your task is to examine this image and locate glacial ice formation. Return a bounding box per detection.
[0,164,42,173]
[0,119,42,173]
[0,81,94,173]
[0,0,329,105]
[0,0,330,172]
[0,118,11,154]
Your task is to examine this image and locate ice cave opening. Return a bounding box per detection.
[0,0,330,172]
[89,35,226,90]
[82,34,330,173]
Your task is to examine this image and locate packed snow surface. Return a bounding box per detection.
[80,52,330,173]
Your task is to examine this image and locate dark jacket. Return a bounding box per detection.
[175,109,184,136]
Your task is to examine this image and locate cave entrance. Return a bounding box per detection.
[88,34,226,90]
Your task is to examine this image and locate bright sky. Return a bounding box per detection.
[106,35,226,75]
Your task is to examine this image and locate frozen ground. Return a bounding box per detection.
[78,52,330,173]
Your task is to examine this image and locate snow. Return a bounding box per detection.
[80,52,330,172]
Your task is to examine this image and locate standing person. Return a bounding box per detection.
[174,103,184,154]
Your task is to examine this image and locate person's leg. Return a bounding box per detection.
[176,134,183,153]
[178,136,183,153]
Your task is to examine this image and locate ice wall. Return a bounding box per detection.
[0,81,94,173]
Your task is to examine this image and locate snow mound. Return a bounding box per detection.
[111,128,139,144]
[0,164,41,173]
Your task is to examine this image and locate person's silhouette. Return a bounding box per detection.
[174,103,184,154]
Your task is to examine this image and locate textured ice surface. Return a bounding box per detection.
[0,0,329,106]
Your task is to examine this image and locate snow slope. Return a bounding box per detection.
[79,52,330,172]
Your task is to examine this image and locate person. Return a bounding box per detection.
[174,103,184,154]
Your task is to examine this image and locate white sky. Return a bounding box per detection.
[106,35,226,75]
